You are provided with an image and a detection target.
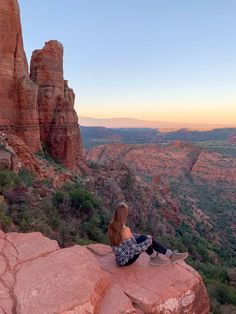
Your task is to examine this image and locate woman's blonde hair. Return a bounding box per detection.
[108,202,129,246]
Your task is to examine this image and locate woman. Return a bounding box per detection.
[108,202,188,266]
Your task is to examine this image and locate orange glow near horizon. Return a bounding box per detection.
[75,102,236,125]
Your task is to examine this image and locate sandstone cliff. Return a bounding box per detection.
[0,0,85,172]
[30,41,84,170]
[0,230,210,314]
[0,0,41,152]
[86,143,236,183]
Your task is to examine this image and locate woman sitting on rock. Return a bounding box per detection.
[108,202,188,266]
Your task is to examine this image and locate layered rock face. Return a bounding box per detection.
[0,230,210,314]
[0,0,85,171]
[30,41,84,169]
[86,142,236,183]
[191,151,236,183]
[0,0,41,152]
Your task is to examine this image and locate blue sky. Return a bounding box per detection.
[19,0,236,123]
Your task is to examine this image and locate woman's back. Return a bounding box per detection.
[121,226,132,242]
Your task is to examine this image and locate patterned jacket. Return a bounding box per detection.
[112,234,152,266]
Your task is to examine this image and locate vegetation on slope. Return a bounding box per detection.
[0,169,111,247]
[80,126,236,149]
[167,176,236,313]
[0,167,236,313]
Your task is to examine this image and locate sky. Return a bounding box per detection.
[19,0,236,124]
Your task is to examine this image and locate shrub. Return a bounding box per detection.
[207,279,236,306]
[69,186,100,217]
[0,169,19,191]
[53,191,65,206]
[18,168,34,187]
[75,236,95,245]
[82,213,107,243]
[4,184,27,205]
[0,211,12,231]
[47,207,60,229]
[57,221,77,247]
[41,178,53,188]
[124,173,135,189]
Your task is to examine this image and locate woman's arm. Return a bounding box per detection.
[133,235,152,254]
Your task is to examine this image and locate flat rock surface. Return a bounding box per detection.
[98,284,136,314]
[0,231,210,314]
[88,243,210,314]
[0,231,109,314]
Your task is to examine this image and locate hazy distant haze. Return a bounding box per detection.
[79,116,236,130]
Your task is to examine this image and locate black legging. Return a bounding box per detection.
[125,234,167,266]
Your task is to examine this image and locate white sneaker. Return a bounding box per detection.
[149,254,170,266]
[170,252,188,264]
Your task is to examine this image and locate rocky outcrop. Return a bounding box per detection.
[0,134,18,171]
[0,230,210,314]
[0,0,85,173]
[30,40,85,170]
[0,0,41,153]
[88,244,210,314]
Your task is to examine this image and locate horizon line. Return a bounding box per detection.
[79,116,236,126]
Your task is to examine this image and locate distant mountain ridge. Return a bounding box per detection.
[80,126,236,152]
[79,116,236,130]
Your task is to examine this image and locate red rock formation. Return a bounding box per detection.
[86,143,236,237]
[86,142,236,183]
[0,0,41,152]
[0,230,210,313]
[191,151,236,183]
[30,41,85,170]
[0,0,86,173]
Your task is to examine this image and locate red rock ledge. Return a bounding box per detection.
[0,230,210,314]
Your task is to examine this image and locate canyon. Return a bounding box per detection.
[86,142,236,183]
[2,0,236,313]
[85,142,236,244]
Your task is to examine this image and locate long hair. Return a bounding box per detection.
[108,202,129,246]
